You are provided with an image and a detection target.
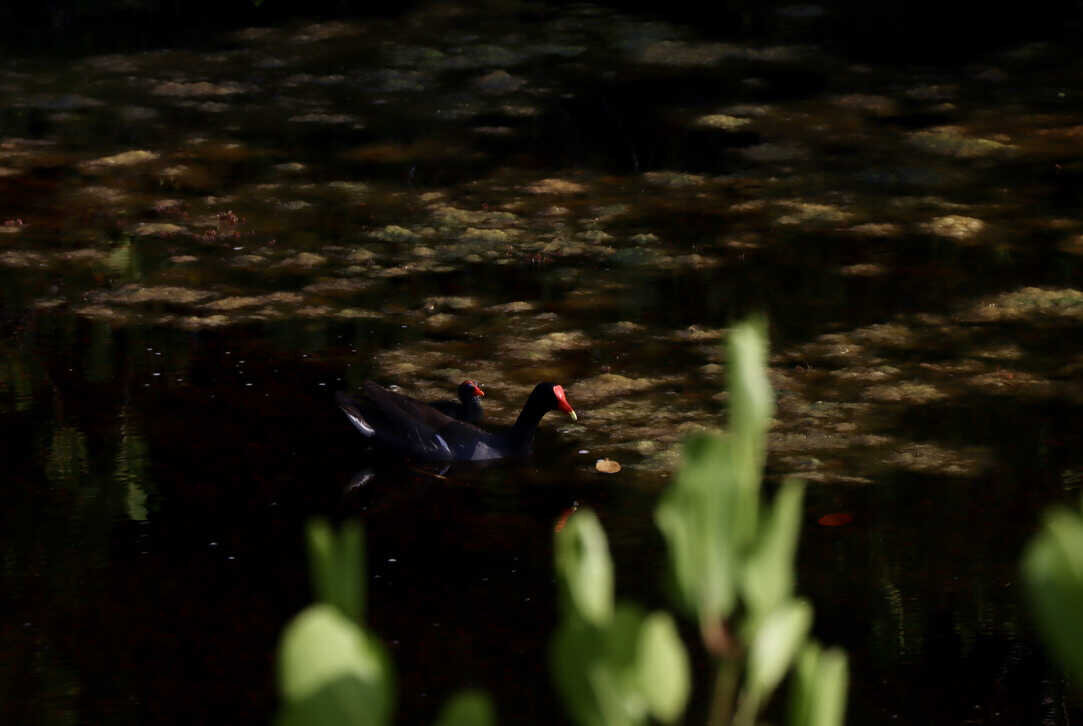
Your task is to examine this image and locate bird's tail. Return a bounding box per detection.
[336,391,375,437]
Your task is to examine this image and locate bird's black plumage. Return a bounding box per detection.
[336,381,576,462]
[429,380,485,423]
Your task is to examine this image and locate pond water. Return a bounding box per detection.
[3,3,1083,724]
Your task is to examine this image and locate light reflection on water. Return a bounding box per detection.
[2,2,1083,724]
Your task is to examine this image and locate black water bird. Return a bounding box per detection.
[336,381,577,462]
[430,380,485,423]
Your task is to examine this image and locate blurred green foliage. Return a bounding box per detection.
[433,691,496,726]
[275,520,493,726]
[652,318,847,726]
[277,603,393,726]
[1022,496,1083,685]
[306,520,365,623]
[552,510,691,726]
[276,318,847,726]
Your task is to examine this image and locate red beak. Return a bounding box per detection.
[552,385,577,421]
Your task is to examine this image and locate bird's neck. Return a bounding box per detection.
[508,401,547,448]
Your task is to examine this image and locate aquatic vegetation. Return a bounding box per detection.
[962,287,1083,322]
[694,114,753,131]
[1021,497,1083,685]
[151,81,250,97]
[643,171,708,188]
[525,178,588,195]
[79,150,159,170]
[774,201,853,226]
[276,520,488,726]
[921,215,986,240]
[473,70,526,95]
[907,128,1013,158]
[278,252,327,268]
[133,222,188,237]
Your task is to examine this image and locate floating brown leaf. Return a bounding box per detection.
[595,458,621,474]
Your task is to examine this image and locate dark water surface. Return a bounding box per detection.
[3,3,1083,724]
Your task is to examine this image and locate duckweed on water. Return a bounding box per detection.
[863,382,950,404]
[922,215,986,240]
[963,287,1083,322]
[906,127,1014,158]
[694,114,752,131]
[0,0,1079,487]
[79,150,160,170]
[525,178,588,195]
[133,222,188,237]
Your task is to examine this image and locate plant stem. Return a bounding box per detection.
[732,689,760,726]
[707,656,740,726]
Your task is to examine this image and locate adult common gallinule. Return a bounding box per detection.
[430,380,485,423]
[336,381,577,462]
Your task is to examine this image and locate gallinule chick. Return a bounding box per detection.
[430,380,485,423]
[336,381,577,462]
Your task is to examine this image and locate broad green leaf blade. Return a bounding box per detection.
[809,648,848,726]
[1022,504,1083,683]
[276,604,393,726]
[551,605,649,726]
[728,316,774,442]
[434,689,496,726]
[742,479,806,623]
[788,643,848,726]
[727,317,773,546]
[655,432,739,623]
[596,605,651,726]
[745,599,813,708]
[655,318,778,628]
[787,642,821,726]
[555,509,614,625]
[552,617,607,726]
[636,612,690,723]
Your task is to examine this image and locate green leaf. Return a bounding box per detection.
[788,643,848,726]
[276,604,393,726]
[728,315,774,442]
[655,319,778,628]
[788,641,820,726]
[655,433,740,623]
[552,605,650,726]
[810,648,848,726]
[636,612,691,723]
[1022,503,1083,683]
[555,509,614,625]
[552,617,606,726]
[433,690,496,726]
[728,317,773,546]
[307,519,365,622]
[742,479,806,624]
[744,600,812,711]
